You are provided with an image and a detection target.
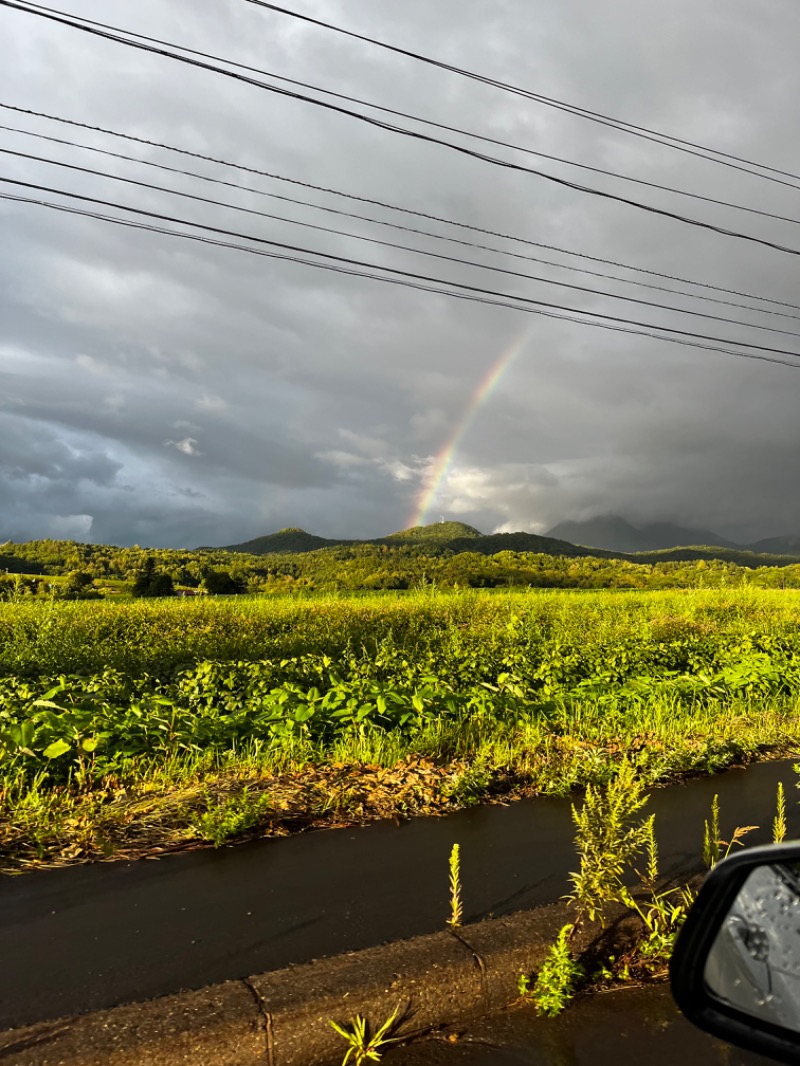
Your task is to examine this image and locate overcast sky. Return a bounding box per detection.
[2,0,800,547]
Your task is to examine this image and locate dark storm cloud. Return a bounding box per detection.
[2,0,800,545]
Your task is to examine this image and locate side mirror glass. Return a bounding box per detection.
[671,843,800,1064]
[704,861,800,1030]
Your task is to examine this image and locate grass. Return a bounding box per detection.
[329,1005,403,1064]
[2,585,800,680]
[3,587,800,872]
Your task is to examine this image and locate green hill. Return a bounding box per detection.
[383,521,482,542]
[220,528,350,554]
[6,526,800,600]
[630,545,800,567]
[443,531,616,557]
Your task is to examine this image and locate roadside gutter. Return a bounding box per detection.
[0,901,639,1066]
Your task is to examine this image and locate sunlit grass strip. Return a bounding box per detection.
[3,586,800,679]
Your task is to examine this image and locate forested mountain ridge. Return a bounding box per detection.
[221,520,800,566]
[221,521,617,558]
[5,520,800,602]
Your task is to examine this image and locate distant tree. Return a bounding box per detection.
[149,572,175,597]
[132,557,156,597]
[202,569,244,595]
[132,558,175,598]
[60,570,101,600]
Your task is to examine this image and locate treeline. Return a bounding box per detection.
[3,538,800,598]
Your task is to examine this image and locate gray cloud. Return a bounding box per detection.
[2,0,800,546]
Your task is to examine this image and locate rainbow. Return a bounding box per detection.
[409,326,533,528]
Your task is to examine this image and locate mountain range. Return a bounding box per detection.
[219,517,800,564]
[220,521,609,559]
[545,515,800,556]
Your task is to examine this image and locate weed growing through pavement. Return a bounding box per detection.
[329,1006,402,1065]
[520,923,585,1016]
[521,769,766,1015]
[447,843,463,929]
[774,781,787,842]
[703,794,722,868]
[618,816,696,980]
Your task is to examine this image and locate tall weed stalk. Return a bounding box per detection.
[568,760,652,923]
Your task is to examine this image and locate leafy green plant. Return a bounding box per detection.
[617,882,696,979]
[441,756,492,807]
[190,788,272,847]
[524,924,585,1016]
[591,813,692,979]
[447,843,463,929]
[329,1006,402,1065]
[546,773,697,999]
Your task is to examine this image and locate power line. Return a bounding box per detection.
[5,116,800,326]
[242,0,800,195]
[4,173,800,364]
[6,104,800,315]
[7,143,800,344]
[4,2,800,259]
[13,3,800,234]
[4,188,798,373]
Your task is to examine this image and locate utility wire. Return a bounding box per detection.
[3,188,798,373]
[12,3,800,233]
[7,143,800,343]
[4,1,800,258]
[5,103,799,316]
[242,0,800,194]
[3,173,800,364]
[5,117,800,325]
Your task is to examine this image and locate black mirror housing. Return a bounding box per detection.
[671,842,800,1065]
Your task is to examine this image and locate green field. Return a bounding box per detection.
[2,587,800,873]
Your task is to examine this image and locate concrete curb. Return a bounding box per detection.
[0,902,634,1066]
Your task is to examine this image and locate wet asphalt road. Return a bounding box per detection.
[385,985,772,1066]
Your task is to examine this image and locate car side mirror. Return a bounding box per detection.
[671,842,800,1064]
